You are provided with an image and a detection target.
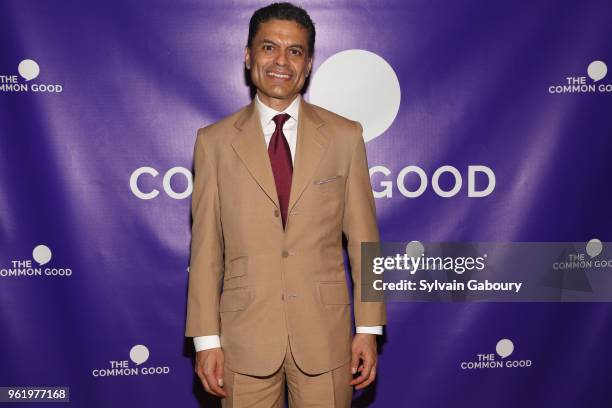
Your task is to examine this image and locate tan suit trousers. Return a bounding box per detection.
[221,336,353,407]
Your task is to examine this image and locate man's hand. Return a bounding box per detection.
[349,333,378,390]
[195,348,227,398]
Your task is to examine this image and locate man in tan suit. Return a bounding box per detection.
[185,3,386,406]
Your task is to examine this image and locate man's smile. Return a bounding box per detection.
[266,70,292,80]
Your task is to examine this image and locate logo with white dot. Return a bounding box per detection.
[0,59,63,93]
[460,338,532,370]
[1,244,73,278]
[549,60,612,94]
[92,344,171,377]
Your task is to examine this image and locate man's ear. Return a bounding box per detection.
[307,56,313,77]
[244,47,251,70]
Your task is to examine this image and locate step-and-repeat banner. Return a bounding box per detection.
[1,1,611,406]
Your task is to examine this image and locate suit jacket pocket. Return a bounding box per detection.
[225,255,248,279]
[313,174,343,185]
[313,175,345,199]
[219,287,251,312]
[318,281,350,305]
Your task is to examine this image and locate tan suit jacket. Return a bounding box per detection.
[185,97,386,376]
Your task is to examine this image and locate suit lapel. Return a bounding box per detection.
[231,101,280,209]
[231,97,330,213]
[287,98,329,213]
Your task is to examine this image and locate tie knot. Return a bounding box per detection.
[272,113,291,129]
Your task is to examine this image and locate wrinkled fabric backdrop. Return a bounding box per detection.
[1,1,612,407]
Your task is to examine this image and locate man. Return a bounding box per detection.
[185,3,386,406]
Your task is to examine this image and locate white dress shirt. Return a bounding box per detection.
[193,94,382,352]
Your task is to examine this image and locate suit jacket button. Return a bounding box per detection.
[274,209,280,217]
[282,250,289,258]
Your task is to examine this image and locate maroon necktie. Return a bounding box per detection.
[268,113,292,229]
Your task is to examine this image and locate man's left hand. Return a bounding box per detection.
[349,333,378,390]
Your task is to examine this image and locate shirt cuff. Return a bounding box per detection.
[356,325,383,335]
[193,335,221,352]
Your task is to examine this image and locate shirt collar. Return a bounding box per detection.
[255,93,301,130]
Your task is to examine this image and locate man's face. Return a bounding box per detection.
[245,19,312,108]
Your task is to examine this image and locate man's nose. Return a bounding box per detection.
[274,50,288,66]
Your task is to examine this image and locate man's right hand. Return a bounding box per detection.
[195,348,227,398]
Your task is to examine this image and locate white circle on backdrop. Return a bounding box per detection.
[130,344,150,365]
[405,241,424,259]
[586,238,602,258]
[587,60,607,82]
[32,244,52,265]
[18,59,40,81]
[495,338,514,359]
[309,49,401,142]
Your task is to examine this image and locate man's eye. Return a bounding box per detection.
[290,49,303,56]
[263,44,274,51]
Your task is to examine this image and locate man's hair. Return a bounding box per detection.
[247,2,316,56]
